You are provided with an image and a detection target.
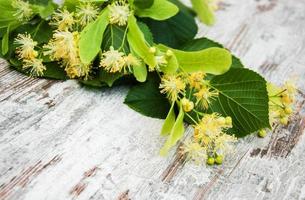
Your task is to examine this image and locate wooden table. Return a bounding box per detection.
[1,0,305,199]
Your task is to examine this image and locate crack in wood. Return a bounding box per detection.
[0,155,61,200]
[160,143,186,183]
[192,170,223,200]
[69,166,100,197]
[117,190,130,200]
[256,0,278,13]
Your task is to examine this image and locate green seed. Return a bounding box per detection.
[215,155,223,165]
[258,129,267,138]
[206,157,215,165]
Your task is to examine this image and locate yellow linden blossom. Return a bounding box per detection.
[268,81,296,125]
[188,72,206,89]
[15,33,38,60]
[194,85,218,109]
[181,98,194,112]
[76,3,99,27]
[160,74,186,102]
[194,113,236,157]
[65,60,91,79]
[108,1,130,26]
[123,54,141,73]
[50,8,75,30]
[44,31,78,63]
[180,139,207,165]
[12,0,33,21]
[100,46,125,73]
[44,31,90,79]
[23,58,46,76]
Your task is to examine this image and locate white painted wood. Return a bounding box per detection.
[0,0,305,199]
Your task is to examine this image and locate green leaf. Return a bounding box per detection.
[79,8,109,64]
[135,0,178,20]
[209,68,270,137]
[99,68,123,87]
[159,45,232,75]
[127,15,156,68]
[161,102,176,136]
[102,24,129,53]
[124,74,171,119]
[134,0,154,9]
[142,1,197,48]
[10,60,68,80]
[15,21,53,44]
[137,22,154,45]
[160,104,184,156]
[190,0,215,26]
[32,1,57,19]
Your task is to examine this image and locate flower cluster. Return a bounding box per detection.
[160,71,218,109]
[108,0,130,26]
[14,34,46,76]
[181,113,236,165]
[100,46,141,74]
[268,81,297,126]
[159,71,236,165]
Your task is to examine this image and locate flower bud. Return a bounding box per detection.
[258,129,267,138]
[225,116,232,126]
[149,47,156,54]
[280,117,288,125]
[215,155,223,165]
[181,98,194,112]
[206,157,215,165]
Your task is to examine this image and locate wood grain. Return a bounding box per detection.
[1,0,305,199]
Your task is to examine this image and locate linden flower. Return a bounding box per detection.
[14,33,38,60]
[188,72,206,89]
[194,113,236,157]
[76,3,99,27]
[65,60,91,79]
[44,31,78,63]
[151,55,167,71]
[267,81,296,125]
[195,113,232,139]
[108,1,130,26]
[12,0,33,21]
[100,46,125,73]
[180,139,207,165]
[160,75,186,102]
[123,54,141,73]
[23,58,46,76]
[194,85,218,109]
[50,8,75,30]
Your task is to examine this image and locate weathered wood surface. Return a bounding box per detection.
[1,0,305,199]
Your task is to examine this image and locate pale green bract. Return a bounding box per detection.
[135,0,179,20]
[161,102,176,136]
[79,8,109,64]
[160,104,185,156]
[190,0,215,26]
[158,45,232,75]
[127,15,156,68]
